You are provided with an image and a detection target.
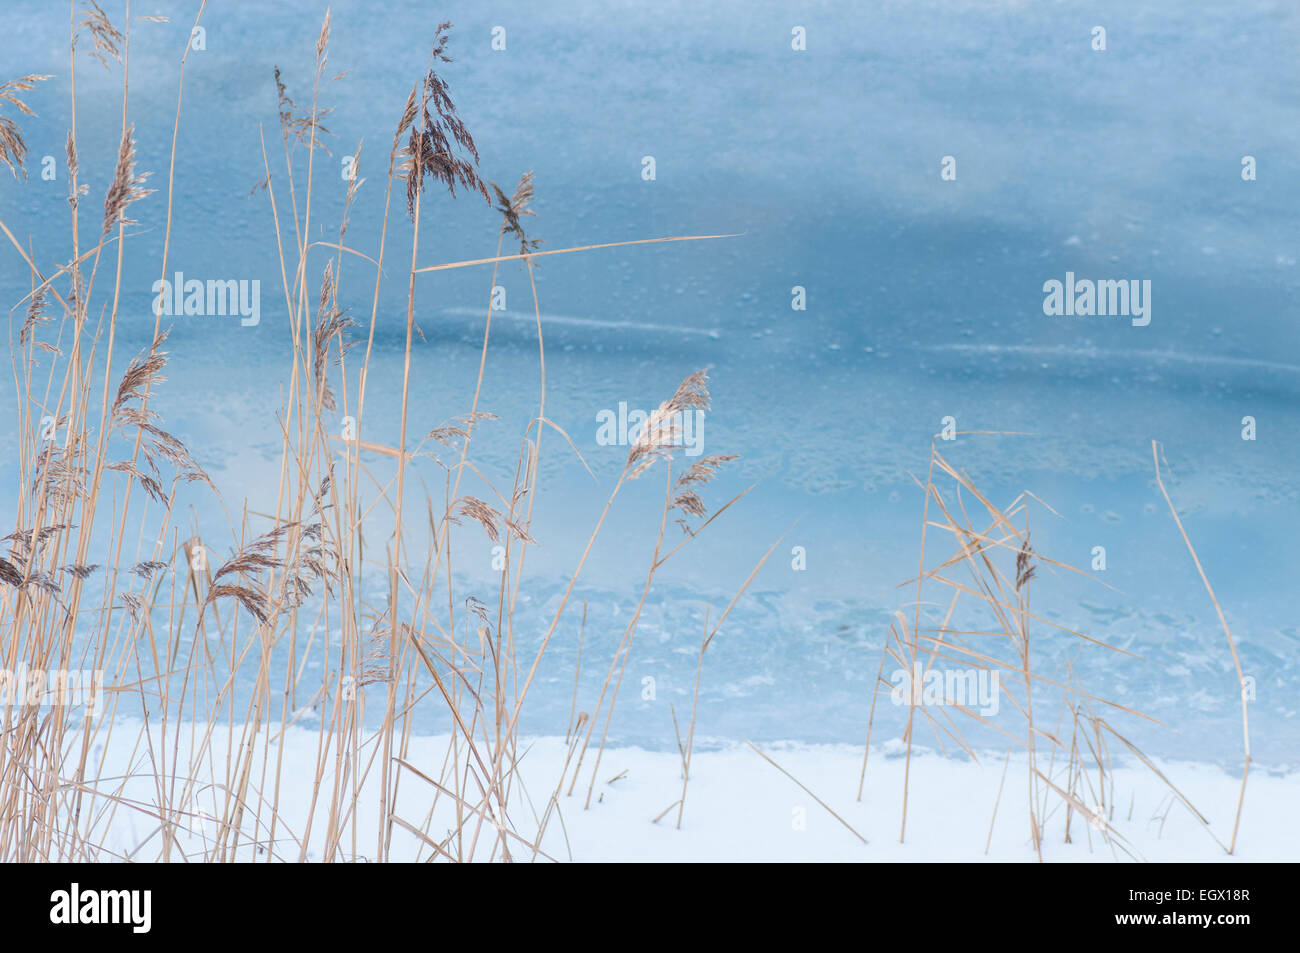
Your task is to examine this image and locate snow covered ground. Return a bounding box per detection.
[80,721,1296,862]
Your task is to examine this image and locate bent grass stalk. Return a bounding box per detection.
[1151,440,1249,854]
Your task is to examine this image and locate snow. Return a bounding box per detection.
[79,720,1296,862]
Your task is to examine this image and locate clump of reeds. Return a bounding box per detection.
[0,5,743,863]
[855,433,1244,861]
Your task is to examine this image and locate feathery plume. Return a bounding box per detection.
[400,23,488,218]
[0,74,53,179]
[627,370,711,479]
[312,262,355,411]
[1016,536,1036,592]
[76,1,123,70]
[491,171,542,257]
[102,125,154,238]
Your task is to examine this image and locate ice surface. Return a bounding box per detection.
[1,0,1296,769]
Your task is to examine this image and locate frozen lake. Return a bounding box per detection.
[1,0,1297,768]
